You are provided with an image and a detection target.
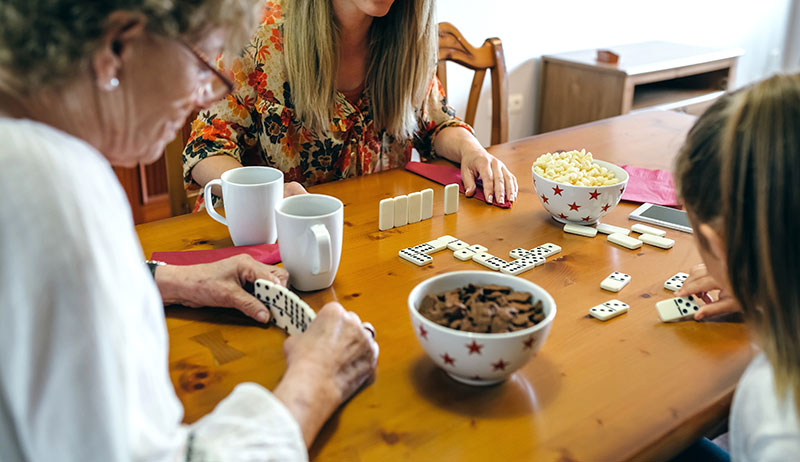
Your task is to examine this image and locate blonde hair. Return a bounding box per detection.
[676,73,800,419]
[284,0,436,139]
[0,0,260,92]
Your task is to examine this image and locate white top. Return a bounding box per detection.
[730,352,800,461]
[0,119,306,461]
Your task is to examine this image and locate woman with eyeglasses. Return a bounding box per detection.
[0,2,378,460]
[183,0,519,211]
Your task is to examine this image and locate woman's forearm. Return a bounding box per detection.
[191,155,244,196]
[432,126,481,163]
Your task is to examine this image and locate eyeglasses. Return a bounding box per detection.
[176,39,235,105]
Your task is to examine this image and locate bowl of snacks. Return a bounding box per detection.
[532,149,628,225]
[408,271,556,386]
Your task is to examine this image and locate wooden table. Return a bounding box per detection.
[137,110,752,461]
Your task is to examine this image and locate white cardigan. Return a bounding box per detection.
[0,118,306,461]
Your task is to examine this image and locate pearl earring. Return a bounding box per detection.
[104,77,120,91]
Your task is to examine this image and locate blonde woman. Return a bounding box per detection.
[183,0,518,210]
[673,73,800,460]
[0,1,378,459]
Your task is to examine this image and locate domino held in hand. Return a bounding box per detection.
[253,279,316,335]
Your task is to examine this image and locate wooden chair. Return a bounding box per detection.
[437,22,509,145]
[164,118,198,216]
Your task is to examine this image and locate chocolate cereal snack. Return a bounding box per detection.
[418,283,545,333]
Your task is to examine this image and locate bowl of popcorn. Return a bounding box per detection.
[531,149,628,225]
[408,271,556,386]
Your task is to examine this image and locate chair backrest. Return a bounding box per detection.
[437,22,508,145]
[164,117,198,216]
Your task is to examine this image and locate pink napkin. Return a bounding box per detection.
[404,161,512,208]
[151,243,281,266]
[620,165,680,207]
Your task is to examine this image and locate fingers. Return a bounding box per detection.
[461,164,477,197]
[490,159,506,204]
[477,161,494,204]
[505,165,518,202]
[284,181,308,198]
[694,298,742,321]
[675,273,723,298]
[230,289,271,323]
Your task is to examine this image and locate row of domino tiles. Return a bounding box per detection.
[379,184,459,231]
[563,222,675,250]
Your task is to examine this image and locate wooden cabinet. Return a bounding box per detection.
[114,123,195,224]
[537,41,742,133]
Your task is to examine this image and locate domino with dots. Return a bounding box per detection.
[589,299,630,321]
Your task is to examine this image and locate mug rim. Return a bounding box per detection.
[276,193,344,220]
[221,166,284,186]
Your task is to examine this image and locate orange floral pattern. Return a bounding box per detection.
[182,0,472,209]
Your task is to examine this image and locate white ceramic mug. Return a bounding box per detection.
[204,167,283,246]
[276,194,343,291]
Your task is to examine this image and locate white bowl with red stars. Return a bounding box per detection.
[408,271,556,386]
[531,159,629,225]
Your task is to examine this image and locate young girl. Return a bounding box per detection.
[674,72,800,460]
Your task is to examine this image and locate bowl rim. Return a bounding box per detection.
[531,159,629,189]
[408,270,557,339]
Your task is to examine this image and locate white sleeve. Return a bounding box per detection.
[0,122,308,462]
[184,383,307,462]
[0,145,132,461]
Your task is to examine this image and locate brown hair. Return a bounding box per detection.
[284,0,436,139]
[675,73,800,418]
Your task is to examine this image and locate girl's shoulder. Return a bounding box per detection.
[731,353,800,460]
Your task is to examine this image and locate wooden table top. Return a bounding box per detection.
[137,110,752,461]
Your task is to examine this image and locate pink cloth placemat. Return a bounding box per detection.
[620,165,680,207]
[151,243,281,266]
[405,161,512,208]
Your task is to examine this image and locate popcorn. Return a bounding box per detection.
[533,149,620,186]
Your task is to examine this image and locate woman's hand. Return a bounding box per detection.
[154,254,288,323]
[675,263,741,320]
[459,147,518,204]
[284,181,307,197]
[432,126,518,205]
[274,302,379,447]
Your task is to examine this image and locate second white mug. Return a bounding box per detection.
[276,194,344,291]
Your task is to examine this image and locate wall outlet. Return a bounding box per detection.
[509,93,524,114]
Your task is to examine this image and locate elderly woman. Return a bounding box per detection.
[183,0,519,210]
[0,1,377,460]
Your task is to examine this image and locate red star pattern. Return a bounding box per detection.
[620,186,625,194]
[552,185,564,196]
[568,202,581,211]
[491,359,508,371]
[523,336,535,349]
[558,213,568,219]
[540,194,549,204]
[466,340,484,355]
[441,352,455,366]
[601,203,611,212]
[582,215,591,222]
[589,189,601,200]
[418,325,428,340]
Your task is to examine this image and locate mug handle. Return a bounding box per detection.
[310,224,332,275]
[203,179,227,226]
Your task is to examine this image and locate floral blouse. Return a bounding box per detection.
[182,0,472,209]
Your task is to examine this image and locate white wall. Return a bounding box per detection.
[437,0,795,145]
[785,0,800,71]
